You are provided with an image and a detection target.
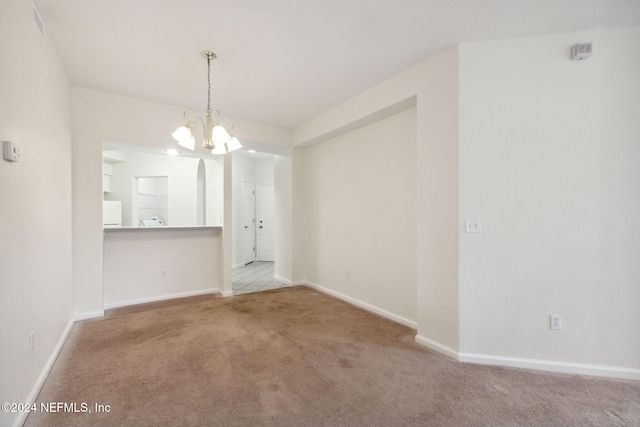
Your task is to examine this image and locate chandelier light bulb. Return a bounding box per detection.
[172,125,195,150]
[211,125,231,144]
[171,125,190,142]
[211,143,227,155]
[226,137,242,152]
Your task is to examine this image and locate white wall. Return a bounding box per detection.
[205,158,224,226]
[303,108,418,324]
[254,158,275,183]
[274,149,294,281]
[414,47,460,354]
[274,147,306,283]
[458,27,640,369]
[291,148,307,282]
[103,229,221,307]
[0,1,73,426]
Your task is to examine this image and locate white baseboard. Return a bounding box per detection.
[272,274,307,287]
[273,274,293,286]
[14,318,74,427]
[232,263,245,269]
[73,310,105,321]
[459,352,640,381]
[411,335,640,381]
[104,288,220,310]
[414,335,459,360]
[221,290,234,298]
[303,280,417,329]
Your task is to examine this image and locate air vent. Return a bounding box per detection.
[33,2,44,39]
[571,43,592,61]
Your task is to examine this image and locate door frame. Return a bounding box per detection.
[242,180,256,265]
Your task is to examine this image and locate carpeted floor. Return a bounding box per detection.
[26,286,639,426]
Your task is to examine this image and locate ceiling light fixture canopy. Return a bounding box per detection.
[172,51,242,155]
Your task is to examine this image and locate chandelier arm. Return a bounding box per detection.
[182,110,205,128]
[216,116,235,131]
[208,109,221,122]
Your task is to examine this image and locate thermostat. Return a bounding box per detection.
[3,140,20,162]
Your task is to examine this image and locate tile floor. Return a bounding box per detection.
[232,261,287,295]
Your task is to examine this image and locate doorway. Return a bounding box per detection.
[232,151,281,295]
[231,261,286,295]
[233,183,278,295]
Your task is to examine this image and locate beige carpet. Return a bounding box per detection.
[26,286,639,426]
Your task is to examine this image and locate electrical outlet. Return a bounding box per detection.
[550,315,562,330]
[465,219,481,233]
[29,332,34,353]
[161,270,167,278]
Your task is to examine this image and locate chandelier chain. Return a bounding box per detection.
[206,56,212,114]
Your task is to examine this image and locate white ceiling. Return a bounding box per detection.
[35,0,640,130]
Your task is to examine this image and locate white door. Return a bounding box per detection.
[257,184,275,262]
[242,181,256,264]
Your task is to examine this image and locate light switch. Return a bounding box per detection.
[465,219,481,233]
[3,141,20,162]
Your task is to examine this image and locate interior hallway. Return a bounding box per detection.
[232,261,287,295]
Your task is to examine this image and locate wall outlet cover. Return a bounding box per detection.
[465,219,481,233]
[550,314,562,330]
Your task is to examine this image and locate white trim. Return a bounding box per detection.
[241,179,256,266]
[412,336,640,381]
[103,225,222,232]
[303,280,417,329]
[274,275,306,286]
[232,263,245,269]
[458,352,640,381]
[273,274,293,286]
[73,310,105,321]
[221,290,234,298]
[414,335,459,360]
[14,318,74,427]
[104,288,220,310]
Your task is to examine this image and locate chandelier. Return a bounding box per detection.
[172,51,242,155]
